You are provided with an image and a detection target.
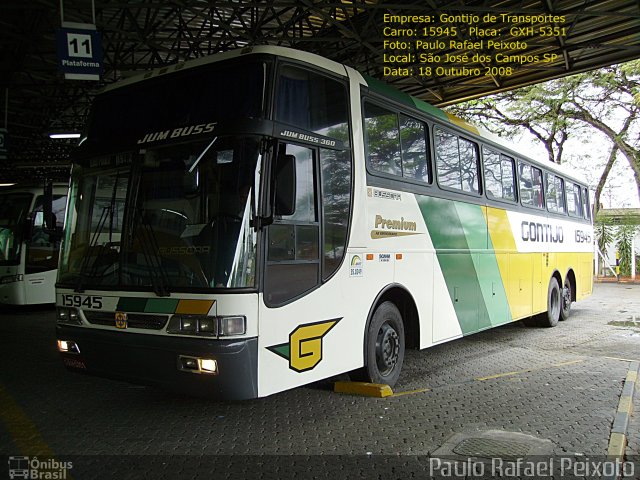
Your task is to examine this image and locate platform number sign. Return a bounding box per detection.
[56,22,103,80]
[67,32,93,58]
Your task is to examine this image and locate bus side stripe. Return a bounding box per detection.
[483,207,519,319]
[417,196,492,335]
[456,203,512,327]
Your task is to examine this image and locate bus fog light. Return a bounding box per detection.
[178,355,218,374]
[219,316,246,336]
[198,358,218,374]
[57,340,80,354]
[178,355,198,371]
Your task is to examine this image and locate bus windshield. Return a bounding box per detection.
[0,193,32,265]
[59,136,261,292]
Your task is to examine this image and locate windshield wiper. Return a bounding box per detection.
[75,204,113,293]
[132,210,170,297]
[188,136,218,173]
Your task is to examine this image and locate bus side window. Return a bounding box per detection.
[435,128,479,194]
[483,148,515,202]
[567,182,582,217]
[399,114,429,183]
[520,162,544,208]
[276,65,349,143]
[26,195,67,274]
[546,173,566,214]
[320,148,351,280]
[364,102,401,176]
[435,128,460,189]
[582,187,591,220]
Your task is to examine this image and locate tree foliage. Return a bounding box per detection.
[447,60,640,213]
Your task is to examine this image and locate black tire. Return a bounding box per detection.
[560,276,572,321]
[541,277,561,327]
[358,301,405,387]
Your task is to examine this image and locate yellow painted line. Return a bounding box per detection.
[390,388,430,397]
[334,381,393,398]
[607,432,626,458]
[476,359,585,382]
[618,396,632,413]
[477,371,521,381]
[551,359,584,367]
[0,384,54,456]
[605,356,640,363]
[626,370,638,383]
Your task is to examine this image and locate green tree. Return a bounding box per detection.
[615,221,638,277]
[447,60,640,214]
[594,217,614,276]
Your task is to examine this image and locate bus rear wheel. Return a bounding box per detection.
[541,277,561,327]
[560,277,572,321]
[360,301,405,387]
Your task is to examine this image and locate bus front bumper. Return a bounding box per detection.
[56,325,258,400]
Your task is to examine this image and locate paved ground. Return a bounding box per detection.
[0,283,638,479]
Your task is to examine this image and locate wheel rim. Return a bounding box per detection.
[550,286,560,319]
[375,322,400,377]
[562,282,571,312]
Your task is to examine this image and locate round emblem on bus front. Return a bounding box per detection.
[115,312,127,329]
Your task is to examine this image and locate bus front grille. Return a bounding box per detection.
[83,311,169,330]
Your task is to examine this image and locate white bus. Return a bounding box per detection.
[0,183,67,305]
[55,47,593,399]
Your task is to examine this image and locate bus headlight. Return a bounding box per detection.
[167,315,217,336]
[166,315,246,337]
[219,316,246,336]
[56,307,82,325]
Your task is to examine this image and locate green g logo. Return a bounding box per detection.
[268,318,341,372]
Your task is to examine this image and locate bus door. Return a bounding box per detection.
[258,141,349,396]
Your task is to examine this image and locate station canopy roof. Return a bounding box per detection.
[1,0,639,183]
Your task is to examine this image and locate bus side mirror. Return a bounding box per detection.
[22,214,33,240]
[274,154,296,216]
[43,182,55,230]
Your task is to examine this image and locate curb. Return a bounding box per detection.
[604,361,639,480]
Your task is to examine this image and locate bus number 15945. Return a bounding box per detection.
[61,294,103,309]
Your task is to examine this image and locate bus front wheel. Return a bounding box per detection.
[360,301,405,387]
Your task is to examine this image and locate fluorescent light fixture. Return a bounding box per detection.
[49,132,81,139]
[0,183,16,187]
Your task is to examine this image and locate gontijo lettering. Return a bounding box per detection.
[521,221,564,243]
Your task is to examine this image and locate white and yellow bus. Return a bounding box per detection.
[56,47,593,399]
[0,183,67,305]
